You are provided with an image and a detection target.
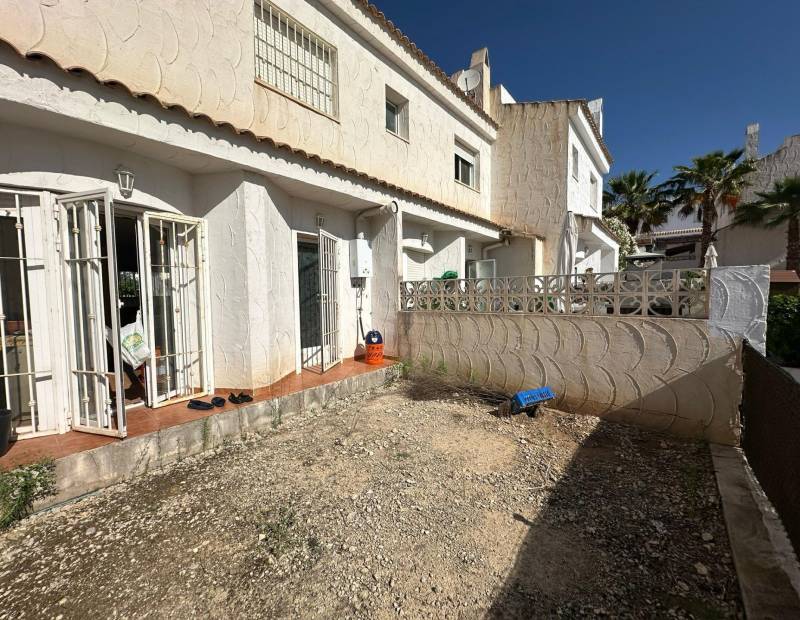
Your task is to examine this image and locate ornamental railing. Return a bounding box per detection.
[400,269,710,318]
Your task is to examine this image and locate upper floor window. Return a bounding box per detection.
[590,173,598,209]
[571,145,579,180]
[455,140,478,189]
[254,1,339,118]
[385,86,409,140]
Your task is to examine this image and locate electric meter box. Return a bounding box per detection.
[349,237,373,277]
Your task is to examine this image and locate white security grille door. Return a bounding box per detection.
[59,190,126,437]
[0,190,55,436]
[142,212,211,407]
[318,229,341,372]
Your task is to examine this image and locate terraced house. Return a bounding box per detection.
[0,0,615,441]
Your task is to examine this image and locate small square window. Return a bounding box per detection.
[572,145,579,180]
[455,140,478,189]
[385,86,409,140]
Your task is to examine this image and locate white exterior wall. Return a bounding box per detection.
[0,0,495,220]
[566,120,604,219]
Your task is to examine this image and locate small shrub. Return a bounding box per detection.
[258,506,298,557]
[767,294,800,366]
[0,459,56,529]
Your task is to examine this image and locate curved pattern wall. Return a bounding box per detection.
[0,0,491,219]
[399,312,742,445]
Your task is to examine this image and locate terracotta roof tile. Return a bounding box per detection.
[770,270,800,283]
[1,39,501,233]
[352,0,499,130]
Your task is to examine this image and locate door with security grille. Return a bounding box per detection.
[142,212,211,407]
[318,228,341,372]
[59,190,127,437]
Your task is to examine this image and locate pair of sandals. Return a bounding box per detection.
[187,393,252,410]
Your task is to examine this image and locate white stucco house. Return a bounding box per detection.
[0,0,616,441]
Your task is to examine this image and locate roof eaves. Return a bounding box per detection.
[1,39,501,233]
[351,0,500,130]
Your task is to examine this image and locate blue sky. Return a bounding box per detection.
[374,0,800,186]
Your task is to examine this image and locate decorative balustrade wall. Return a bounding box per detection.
[400,269,709,318]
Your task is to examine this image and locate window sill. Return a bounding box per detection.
[255,78,340,124]
[386,128,410,144]
[454,179,480,194]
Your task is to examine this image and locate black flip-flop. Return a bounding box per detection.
[228,393,243,405]
[211,396,226,408]
[188,399,214,410]
[237,392,253,403]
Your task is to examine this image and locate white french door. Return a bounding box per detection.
[142,212,211,407]
[318,228,341,372]
[59,190,127,437]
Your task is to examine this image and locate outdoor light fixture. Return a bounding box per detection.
[421,233,429,245]
[115,166,135,198]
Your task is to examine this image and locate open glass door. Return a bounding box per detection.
[142,212,211,407]
[59,190,126,437]
[318,228,341,372]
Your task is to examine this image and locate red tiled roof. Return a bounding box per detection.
[770,270,800,283]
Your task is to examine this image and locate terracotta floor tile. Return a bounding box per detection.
[0,358,396,470]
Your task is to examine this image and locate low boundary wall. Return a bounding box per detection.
[398,266,769,445]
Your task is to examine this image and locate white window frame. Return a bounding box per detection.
[455,140,479,190]
[572,145,580,180]
[385,86,409,141]
[254,0,339,119]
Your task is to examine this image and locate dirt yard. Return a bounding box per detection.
[0,380,741,618]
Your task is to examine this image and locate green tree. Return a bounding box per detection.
[733,176,800,275]
[664,149,756,266]
[601,216,637,269]
[603,170,672,236]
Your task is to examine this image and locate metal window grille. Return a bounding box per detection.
[254,0,339,117]
[144,214,210,406]
[318,228,341,371]
[400,269,710,318]
[0,190,42,434]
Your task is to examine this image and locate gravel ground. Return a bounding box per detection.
[0,380,742,618]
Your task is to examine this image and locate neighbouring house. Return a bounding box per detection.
[646,123,800,289]
[0,0,616,441]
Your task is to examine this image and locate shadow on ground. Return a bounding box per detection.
[486,416,742,618]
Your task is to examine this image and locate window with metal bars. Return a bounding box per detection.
[254,0,339,118]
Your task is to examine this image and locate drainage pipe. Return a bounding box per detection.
[356,200,398,224]
[482,237,509,259]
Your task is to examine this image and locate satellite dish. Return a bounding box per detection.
[456,68,481,93]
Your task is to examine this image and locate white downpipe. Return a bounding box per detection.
[482,238,509,259]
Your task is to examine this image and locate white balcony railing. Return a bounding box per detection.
[400,269,710,318]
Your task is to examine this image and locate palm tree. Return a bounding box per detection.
[734,176,800,275]
[664,149,756,266]
[602,170,672,236]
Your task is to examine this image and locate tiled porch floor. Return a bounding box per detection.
[0,358,395,470]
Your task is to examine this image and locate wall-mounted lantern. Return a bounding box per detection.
[421,232,429,245]
[115,166,135,198]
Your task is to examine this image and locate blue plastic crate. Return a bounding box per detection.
[510,387,555,414]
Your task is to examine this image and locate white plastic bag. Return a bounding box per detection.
[119,311,151,369]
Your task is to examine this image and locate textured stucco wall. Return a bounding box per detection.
[398,266,770,445]
[566,120,604,219]
[716,136,800,269]
[487,237,537,277]
[709,265,770,355]
[490,101,571,273]
[0,121,193,213]
[427,231,464,279]
[369,207,401,356]
[399,312,743,444]
[0,0,492,219]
